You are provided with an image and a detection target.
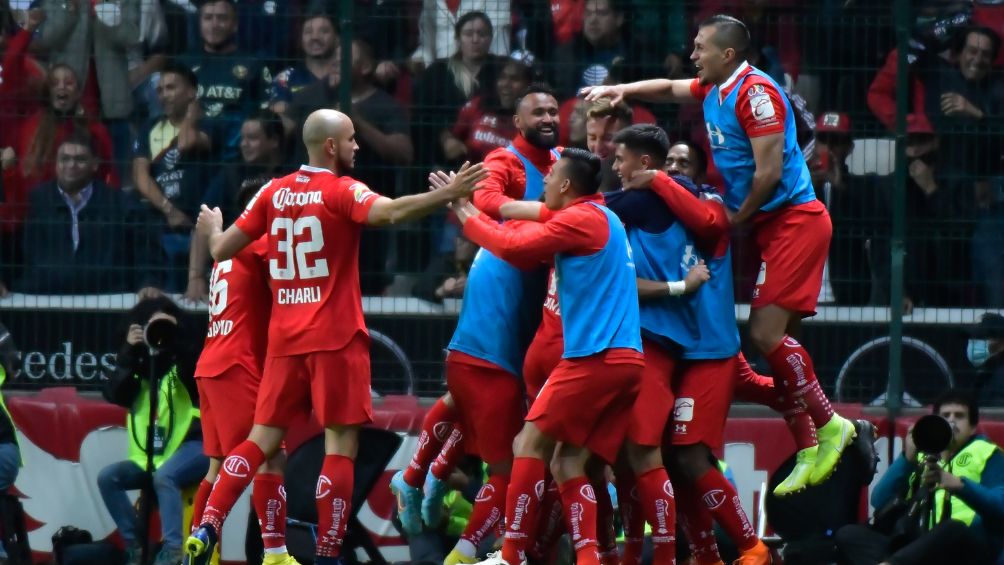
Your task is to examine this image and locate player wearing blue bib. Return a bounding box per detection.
[583,14,857,500]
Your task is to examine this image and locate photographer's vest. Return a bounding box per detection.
[911,438,998,526]
[127,367,199,470]
[0,366,21,465]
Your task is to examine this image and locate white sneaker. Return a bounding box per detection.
[473,551,519,565]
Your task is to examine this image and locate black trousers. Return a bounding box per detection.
[835,519,992,565]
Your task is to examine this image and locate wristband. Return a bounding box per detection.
[667,280,686,296]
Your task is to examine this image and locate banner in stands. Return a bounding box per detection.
[0,302,988,406]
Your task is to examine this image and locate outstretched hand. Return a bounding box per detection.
[579,84,626,106]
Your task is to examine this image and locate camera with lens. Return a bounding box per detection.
[143,315,178,353]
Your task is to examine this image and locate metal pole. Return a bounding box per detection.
[887,0,910,418]
[338,0,354,114]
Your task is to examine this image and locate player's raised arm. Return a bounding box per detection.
[198,204,253,262]
[366,161,488,226]
[581,79,697,106]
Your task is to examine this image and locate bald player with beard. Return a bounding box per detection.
[184,110,487,565]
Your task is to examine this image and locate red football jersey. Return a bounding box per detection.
[195,237,271,377]
[234,165,381,356]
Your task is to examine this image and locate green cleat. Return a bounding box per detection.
[773,445,817,496]
[809,415,857,485]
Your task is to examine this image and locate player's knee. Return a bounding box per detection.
[626,443,662,474]
[748,321,782,354]
[668,445,710,483]
[259,451,286,474]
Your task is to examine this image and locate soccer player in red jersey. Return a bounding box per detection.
[584,14,857,495]
[189,177,295,565]
[183,109,487,565]
[453,148,644,565]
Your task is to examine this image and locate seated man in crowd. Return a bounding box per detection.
[99,296,207,565]
[836,389,1004,565]
[15,137,141,294]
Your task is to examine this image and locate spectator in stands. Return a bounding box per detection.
[177,0,270,160]
[15,137,140,294]
[34,0,140,174]
[441,56,536,164]
[835,389,1004,565]
[410,0,511,69]
[203,110,285,224]
[99,295,206,565]
[965,313,1004,405]
[584,97,632,191]
[290,38,412,294]
[412,11,500,170]
[270,13,338,133]
[132,61,210,291]
[14,64,119,192]
[812,112,874,306]
[551,0,640,97]
[0,5,47,292]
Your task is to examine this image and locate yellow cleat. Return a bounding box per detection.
[263,552,302,565]
[773,446,817,496]
[809,415,857,485]
[444,547,480,565]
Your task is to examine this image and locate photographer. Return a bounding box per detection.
[97,296,208,565]
[836,390,1004,565]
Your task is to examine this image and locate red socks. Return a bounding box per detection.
[637,467,676,564]
[430,427,465,481]
[403,397,458,487]
[200,441,266,535]
[253,472,287,552]
[559,476,600,565]
[529,477,563,563]
[315,455,354,558]
[616,472,643,565]
[694,468,757,552]
[462,473,509,551]
[500,457,544,564]
[677,486,721,565]
[735,352,818,451]
[765,336,834,427]
[593,478,618,565]
[190,479,213,534]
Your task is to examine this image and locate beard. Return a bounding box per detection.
[337,153,355,172]
[524,127,558,149]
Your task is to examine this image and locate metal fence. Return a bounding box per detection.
[0,0,1002,408]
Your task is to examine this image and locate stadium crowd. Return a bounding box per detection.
[0,0,1002,308]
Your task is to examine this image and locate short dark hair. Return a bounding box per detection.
[455,10,492,40]
[57,134,95,156]
[699,14,751,59]
[952,26,1002,60]
[516,83,558,109]
[161,59,199,90]
[669,140,708,177]
[196,0,237,12]
[934,388,979,426]
[613,124,670,168]
[245,109,284,142]
[237,175,271,209]
[559,148,602,195]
